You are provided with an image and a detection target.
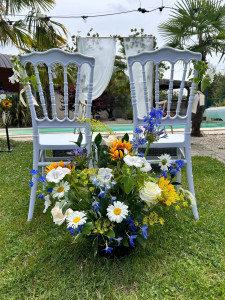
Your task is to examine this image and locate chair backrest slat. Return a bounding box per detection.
[63,65,69,119]
[155,64,159,110]
[167,63,175,116]
[34,65,48,118]
[176,62,188,116]
[48,65,57,119]
[74,67,81,120]
[141,64,149,114]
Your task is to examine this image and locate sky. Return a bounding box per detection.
[1,0,225,73]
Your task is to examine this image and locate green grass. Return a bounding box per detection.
[0,139,225,300]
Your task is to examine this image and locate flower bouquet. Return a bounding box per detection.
[0,90,13,125]
[34,108,193,258]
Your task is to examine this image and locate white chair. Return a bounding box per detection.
[20,49,95,221]
[127,47,201,220]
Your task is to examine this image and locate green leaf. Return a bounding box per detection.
[122,238,129,247]
[58,199,68,209]
[94,133,102,146]
[81,222,93,234]
[105,230,115,238]
[122,133,129,142]
[120,175,136,194]
[136,234,147,249]
[62,202,71,215]
[75,132,83,147]
[201,76,211,92]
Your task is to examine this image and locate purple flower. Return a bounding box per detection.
[140,225,148,239]
[129,235,137,247]
[157,171,168,179]
[117,237,123,246]
[47,188,53,193]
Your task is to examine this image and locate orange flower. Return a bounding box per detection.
[2,100,12,107]
[109,138,133,160]
[45,160,75,173]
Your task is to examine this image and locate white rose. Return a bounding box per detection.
[51,202,71,225]
[97,168,113,185]
[103,135,117,147]
[140,181,162,206]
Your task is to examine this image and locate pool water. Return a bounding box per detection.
[2,121,225,135]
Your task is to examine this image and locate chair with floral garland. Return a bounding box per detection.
[20,49,95,221]
[126,47,201,220]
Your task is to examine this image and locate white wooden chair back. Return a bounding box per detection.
[20,48,95,141]
[127,47,202,134]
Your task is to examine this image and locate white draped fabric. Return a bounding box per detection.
[123,37,154,118]
[77,37,116,101]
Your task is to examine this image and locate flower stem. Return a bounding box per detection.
[144,141,151,158]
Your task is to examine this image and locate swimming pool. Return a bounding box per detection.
[1,121,225,135]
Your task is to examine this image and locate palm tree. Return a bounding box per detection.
[158,0,225,136]
[0,0,67,50]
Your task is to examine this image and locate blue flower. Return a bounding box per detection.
[92,201,100,212]
[38,194,44,200]
[37,176,45,183]
[109,237,115,243]
[129,235,137,247]
[91,176,100,187]
[47,188,53,193]
[98,190,107,198]
[175,159,184,171]
[126,216,137,232]
[111,196,117,204]
[140,225,148,239]
[102,246,113,253]
[28,180,34,187]
[30,169,39,175]
[157,171,168,179]
[138,151,145,158]
[67,227,75,236]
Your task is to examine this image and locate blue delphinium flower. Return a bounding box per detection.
[111,196,117,204]
[30,169,39,175]
[47,188,53,193]
[140,225,148,239]
[38,194,44,200]
[67,227,75,236]
[125,216,137,232]
[103,246,113,253]
[92,201,100,212]
[28,180,34,187]
[37,176,45,183]
[169,159,184,177]
[157,171,168,179]
[129,235,137,247]
[98,189,108,198]
[109,237,115,243]
[91,176,100,188]
[175,159,184,171]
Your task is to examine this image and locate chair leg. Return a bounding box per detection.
[27,146,39,221]
[176,148,182,190]
[185,145,199,220]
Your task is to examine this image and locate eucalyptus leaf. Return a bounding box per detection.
[94,133,102,147]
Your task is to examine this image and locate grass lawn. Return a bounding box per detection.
[0,139,225,300]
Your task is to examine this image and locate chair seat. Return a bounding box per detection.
[39,133,98,150]
[128,133,185,148]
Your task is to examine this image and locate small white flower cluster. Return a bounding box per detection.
[123,155,151,172]
[8,68,20,84]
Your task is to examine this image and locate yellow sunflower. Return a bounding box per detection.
[2,100,12,107]
[109,138,132,160]
[45,160,75,173]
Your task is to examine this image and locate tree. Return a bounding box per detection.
[208,72,225,105]
[0,0,67,51]
[158,0,225,136]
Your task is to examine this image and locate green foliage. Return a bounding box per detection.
[208,73,225,106]
[0,140,224,299]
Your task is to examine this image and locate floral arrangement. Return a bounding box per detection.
[0,90,13,125]
[32,108,194,257]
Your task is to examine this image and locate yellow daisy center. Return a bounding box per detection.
[73,217,81,223]
[57,186,64,193]
[114,208,121,215]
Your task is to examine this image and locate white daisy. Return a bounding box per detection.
[107,201,129,223]
[66,210,87,228]
[52,181,70,199]
[46,168,66,183]
[158,154,173,171]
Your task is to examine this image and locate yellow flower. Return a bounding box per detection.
[183,201,188,207]
[89,187,94,192]
[74,179,79,183]
[45,161,75,173]
[158,177,180,206]
[175,205,181,211]
[109,138,133,160]
[159,217,164,225]
[84,180,88,185]
[2,100,12,107]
